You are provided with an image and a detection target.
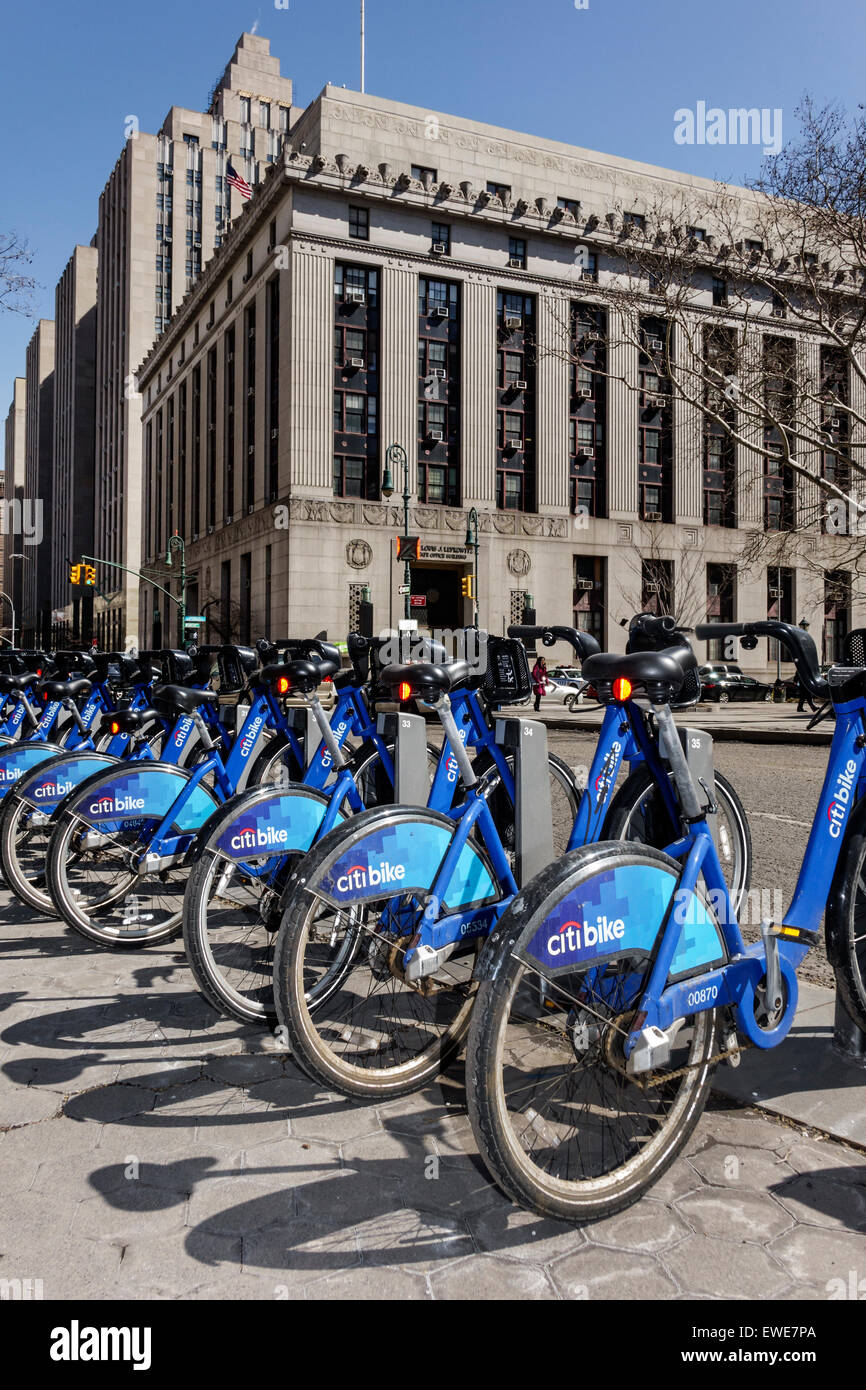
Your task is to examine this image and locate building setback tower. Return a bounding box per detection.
[23,321,55,646]
[92,33,295,648]
[3,378,27,643]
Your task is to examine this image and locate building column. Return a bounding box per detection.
[797,337,822,531]
[461,279,496,507]
[736,327,764,527]
[536,292,570,513]
[606,308,638,518]
[289,245,333,497]
[673,314,703,525]
[379,264,418,496]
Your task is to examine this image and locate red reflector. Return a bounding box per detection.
[110,722,121,735]
[276,676,291,695]
[612,676,633,702]
[397,681,413,702]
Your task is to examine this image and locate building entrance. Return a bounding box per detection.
[409,564,462,630]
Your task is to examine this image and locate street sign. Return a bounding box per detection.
[398,584,410,595]
[410,594,427,609]
[185,616,207,626]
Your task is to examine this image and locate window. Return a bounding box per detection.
[215,175,225,196]
[259,102,271,128]
[349,206,369,240]
[508,238,527,269]
[215,205,224,223]
[503,413,523,449]
[333,455,371,499]
[504,352,524,386]
[624,212,646,232]
[412,165,437,182]
[226,277,233,305]
[432,222,451,254]
[579,249,598,282]
[487,181,511,200]
[687,226,706,241]
[557,197,580,216]
[240,96,251,123]
[279,105,290,132]
[712,277,728,307]
[771,293,786,319]
[183,133,199,146]
[745,238,763,254]
[499,473,523,510]
[641,429,661,464]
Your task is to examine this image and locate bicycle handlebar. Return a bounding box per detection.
[693,620,828,699]
[508,625,601,662]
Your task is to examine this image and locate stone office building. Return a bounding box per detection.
[136,80,865,670]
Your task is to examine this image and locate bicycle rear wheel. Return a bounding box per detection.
[467,843,720,1221]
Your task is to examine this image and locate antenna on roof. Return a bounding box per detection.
[360,0,366,93]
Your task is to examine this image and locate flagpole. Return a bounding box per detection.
[360,0,365,92]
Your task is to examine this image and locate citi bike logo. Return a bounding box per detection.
[88,792,146,815]
[239,715,264,758]
[174,716,194,747]
[336,860,406,893]
[321,721,348,770]
[446,724,470,783]
[547,915,626,958]
[828,759,857,839]
[229,823,289,851]
[34,778,74,800]
[593,742,622,806]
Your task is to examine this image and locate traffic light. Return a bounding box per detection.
[84,565,96,587]
[461,575,475,600]
[69,564,82,585]
[396,535,421,563]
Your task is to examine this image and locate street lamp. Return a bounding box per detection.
[164,532,187,644]
[382,443,411,621]
[464,507,480,629]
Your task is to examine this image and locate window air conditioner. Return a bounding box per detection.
[505,315,522,328]
[648,337,663,352]
[348,358,365,369]
[575,578,594,591]
[645,512,663,522]
[347,288,365,303]
[427,429,444,442]
[431,368,446,379]
[432,243,447,255]
[644,580,662,591]
[432,305,449,318]
[577,448,595,461]
[512,380,528,391]
[508,257,524,269]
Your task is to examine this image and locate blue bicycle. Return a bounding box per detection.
[271,618,751,1098]
[182,631,581,1025]
[465,618,859,1222]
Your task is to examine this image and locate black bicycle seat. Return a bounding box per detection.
[262,658,337,695]
[99,708,158,734]
[152,684,219,714]
[0,672,39,693]
[39,678,93,701]
[383,660,473,702]
[582,650,685,702]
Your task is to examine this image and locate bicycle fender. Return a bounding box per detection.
[188,782,339,864]
[55,761,218,833]
[0,741,67,796]
[475,843,726,983]
[291,806,499,912]
[825,793,866,968]
[12,751,120,813]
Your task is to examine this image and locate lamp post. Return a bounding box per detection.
[464,507,480,629]
[164,532,187,645]
[382,443,410,621]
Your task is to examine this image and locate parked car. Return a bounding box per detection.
[549,666,586,687]
[542,675,592,708]
[699,667,774,703]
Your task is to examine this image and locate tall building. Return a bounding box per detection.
[23,321,55,646]
[136,80,865,671]
[2,377,27,645]
[92,32,295,649]
[52,245,98,642]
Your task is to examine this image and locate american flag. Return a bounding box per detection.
[226,162,252,201]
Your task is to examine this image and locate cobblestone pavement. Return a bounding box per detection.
[2,894,866,1300]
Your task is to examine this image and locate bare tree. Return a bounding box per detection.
[0,232,37,316]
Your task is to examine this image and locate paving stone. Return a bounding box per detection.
[113,1230,242,1296]
[187,1176,297,1235]
[285,1098,383,1144]
[552,1245,678,1299]
[395,1153,508,1217]
[688,1107,794,1152]
[3,1235,123,1301]
[73,1184,190,1241]
[676,1188,794,1243]
[769,1224,866,1288]
[0,1085,62,1127]
[430,1253,553,1299]
[240,1134,342,1186]
[662,1234,792,1298]
[241,1219,360,1283]
[645,1158,705,1205]
[64,1083,157,1124]
[340,1128,436,1179]
[587,1198,692,1254]
[307,1266,430,1299]
[777,1139,866,1178]
[206,1054,288,1087]
[0,1115,101,1161]
[687,1140,797,1191]
[355,1207,473,1270]
[469,1205,586,1262]
[772,1172,866,1231]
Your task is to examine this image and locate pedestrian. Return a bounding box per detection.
[797,679,817,714]
[532,655,548,713]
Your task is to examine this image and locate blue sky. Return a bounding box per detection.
[2,0,863,455]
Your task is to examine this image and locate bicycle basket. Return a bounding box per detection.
[482,636,532,708]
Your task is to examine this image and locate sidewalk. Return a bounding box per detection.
[517,699,834,745]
